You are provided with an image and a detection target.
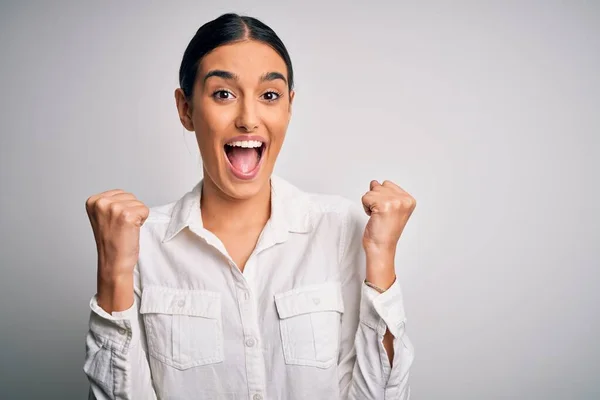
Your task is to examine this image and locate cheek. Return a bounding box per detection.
[196,99,235,133]
[193,105,234,153]
[264,106,290,142]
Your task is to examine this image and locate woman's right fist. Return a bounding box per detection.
[85,189,149,281]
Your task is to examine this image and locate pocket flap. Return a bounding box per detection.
[274,281,344,319]
[140,286,221,319]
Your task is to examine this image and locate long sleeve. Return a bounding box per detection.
[337,204,415,399]
[83,267,157,400]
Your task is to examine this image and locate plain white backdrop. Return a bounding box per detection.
[1,1,598,399]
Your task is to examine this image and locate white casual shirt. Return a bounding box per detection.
[84,175,414,400]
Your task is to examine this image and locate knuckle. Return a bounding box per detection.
[85,196,95,211]
[391,199,403,208]
[95,197,111,211]
[120,209,134,222]
[108,201,123,215]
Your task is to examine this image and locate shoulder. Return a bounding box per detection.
[145,201,175,224]
[137,194,182,244]
[274,175,367,233]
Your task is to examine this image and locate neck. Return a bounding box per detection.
[200,174,271,233]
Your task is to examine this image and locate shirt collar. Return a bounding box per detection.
[162,174,312,244]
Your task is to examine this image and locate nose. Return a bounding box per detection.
[235,98,259,132]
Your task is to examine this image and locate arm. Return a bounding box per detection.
[338,179,417,399]
[84,266,157,400]
[84,189,156,398]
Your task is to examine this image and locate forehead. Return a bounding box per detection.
[198,40,288,80]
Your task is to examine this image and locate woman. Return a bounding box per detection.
[84,13,416,400]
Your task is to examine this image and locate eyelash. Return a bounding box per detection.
[211,89,282,102]
[212,89,234,101]
[262,90,282,102]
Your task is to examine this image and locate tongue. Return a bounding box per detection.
[227,147,259,173]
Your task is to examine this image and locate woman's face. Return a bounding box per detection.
[175,39,294,201]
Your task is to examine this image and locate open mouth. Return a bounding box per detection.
[224,140,266,176]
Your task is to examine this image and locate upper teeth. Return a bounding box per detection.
[226,140,263,148]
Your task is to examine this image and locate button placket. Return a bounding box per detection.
[231,255,266,399]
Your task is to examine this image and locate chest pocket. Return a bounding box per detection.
[274,281,345,369]
[140,286,223,370]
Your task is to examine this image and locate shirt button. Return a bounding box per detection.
[245,337,256,348]
[243,291,250,300]
[118,328,126,335]
[253,394,263,400]
[312,297,321,305]
[177,299,185,307]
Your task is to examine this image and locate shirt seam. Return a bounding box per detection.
[337,202,352,267]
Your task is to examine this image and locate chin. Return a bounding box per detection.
[206,165,271,201]
[223,177,268,200]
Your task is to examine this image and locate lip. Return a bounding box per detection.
[223,135,268,181]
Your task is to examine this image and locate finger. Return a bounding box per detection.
[382,180,404,192]
[107,192,139,201]
[89,193,135,211]
[131,205,150,227]
[89,189,126,202]
[86,190,129,211]
[361,192,378,215]
[114,194,140,207]
[369,180,381,191]
[362,202,372,216]
[118,204,150,227]
[111,200,146,211]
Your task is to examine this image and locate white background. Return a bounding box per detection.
[1,1,598,399]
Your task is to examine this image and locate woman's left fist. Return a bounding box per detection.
[361,180,417,252]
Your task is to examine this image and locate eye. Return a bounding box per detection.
[212,89,235,101]
[261,91,281,102]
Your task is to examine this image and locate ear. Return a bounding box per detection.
[174,88,195,131]
[288,89,295,116]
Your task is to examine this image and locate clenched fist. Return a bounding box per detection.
[85,189,149,312]
[361,179,416,360]
[361,180,417,253]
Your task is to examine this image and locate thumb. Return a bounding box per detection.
[369,180,381,191]
[135,206,150,228]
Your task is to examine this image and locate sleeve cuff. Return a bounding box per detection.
[359,277,407,338]
[89,295,140,353]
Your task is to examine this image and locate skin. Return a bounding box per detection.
[361,179,417,364]
[174,39,294,270]
[86,39,417,368]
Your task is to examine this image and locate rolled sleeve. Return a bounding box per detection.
[89,295,140,354]
[85,291,156,399]
[361,278,407,338]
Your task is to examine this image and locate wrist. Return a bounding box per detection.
[364,244,396,290]
[363,241,396,258]
[365,268,396,291]
[97,274,134,314]
[365,245,395,269]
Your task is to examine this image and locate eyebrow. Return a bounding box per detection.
[203,69,287,85]
[203,70,239,82]
[260,71,287,85]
